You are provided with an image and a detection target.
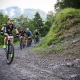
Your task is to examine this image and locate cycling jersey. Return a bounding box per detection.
[25,31,32,37]
[35,31,39,35]
[6,24,16,34]
[19,30,26,36]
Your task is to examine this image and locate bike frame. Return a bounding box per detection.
[7,35,13,52]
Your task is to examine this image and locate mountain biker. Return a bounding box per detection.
[25,28,32,39]
[0,18,19,48]
[34,29,39,36]
[34,29,39,43]
[25,28,32,46]
[19,27,26,44]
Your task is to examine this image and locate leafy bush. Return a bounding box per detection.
[0,35,4,45]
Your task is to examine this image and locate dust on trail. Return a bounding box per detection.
[0,39,80,80]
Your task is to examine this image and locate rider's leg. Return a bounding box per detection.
[4,34,8,44]
[3,36,8,48]
[24,36,26,43]
[4,37,8,44]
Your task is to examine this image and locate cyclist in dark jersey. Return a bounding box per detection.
[34,29,39,43]
[34,29,39,36]
[1,18,19,48]
[19,27,26,44]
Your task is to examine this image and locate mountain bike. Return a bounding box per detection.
[34,35,39,44]
[5,35,14,64]
[20,36,25,49]
[27,36,32,47]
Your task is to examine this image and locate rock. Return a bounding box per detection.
[74,59,80,63]
[50,63,53,66]
[68,74,80,80]
[73,58,80,68]
[66,62,74,67]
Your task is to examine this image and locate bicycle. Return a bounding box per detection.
[5,34,15,64]
[27,36,32,47]
[20,36,25,49]
[0,23,19,64]
[34,35,39,44]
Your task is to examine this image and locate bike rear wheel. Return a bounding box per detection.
[34,37,39,44]
[6,43,14,64]
[27,38,32,47]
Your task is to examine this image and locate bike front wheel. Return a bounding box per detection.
[6,43,14,64]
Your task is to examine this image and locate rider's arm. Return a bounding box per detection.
[1,26,4,31]
[0,26,4,35]
[15,28,19,34]
[13,25,19,34]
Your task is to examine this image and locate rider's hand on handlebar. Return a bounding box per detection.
[0,30,4,35]
[16,33,19,37]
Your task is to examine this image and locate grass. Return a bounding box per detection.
[33,8,80,54]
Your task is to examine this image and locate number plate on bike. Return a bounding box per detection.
[20,36,23,38]
[8,36,13,39]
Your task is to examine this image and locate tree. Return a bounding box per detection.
[16,15,25,27]
[24,19,34,32]
[55,0,80,12]
[46,11,55,25]
[33,12,43,31]
[41,11,55,37]
[0,12,4,28]
[0,13,8,45]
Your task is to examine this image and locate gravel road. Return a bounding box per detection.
[0,40,80,80]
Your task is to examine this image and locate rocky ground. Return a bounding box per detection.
[0,38,80,80]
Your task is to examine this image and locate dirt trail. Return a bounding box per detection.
[0,39,80,80]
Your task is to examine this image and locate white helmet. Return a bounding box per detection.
[35,29,37,32]
[26,28,29,31]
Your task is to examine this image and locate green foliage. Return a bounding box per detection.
[55,8,80,23]
[0,13,8,45]
[0,13,4,29]
[36,8,80,49]
[33,12,43,34]
[0,35,4,45]
[38,24,57,47]
[55,0,80,12]
[41,11,55,37]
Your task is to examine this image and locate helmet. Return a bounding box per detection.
[26,28,29,31]
[8,18,14,21]
[35,29,37,32]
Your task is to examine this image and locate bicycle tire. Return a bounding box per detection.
[27,38,32,47]
[34,37,38,44]
[6,42,14,64]
[20,38,23,50]
[23,42,25,48]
